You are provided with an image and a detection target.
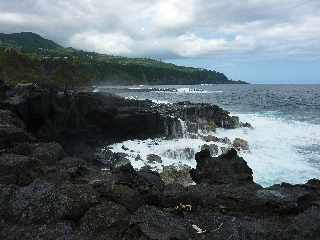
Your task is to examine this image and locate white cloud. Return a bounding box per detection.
[0,0,319,60]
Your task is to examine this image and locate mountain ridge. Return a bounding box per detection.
[0,32,248,87]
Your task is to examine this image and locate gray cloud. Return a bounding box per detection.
[0,0,319,59]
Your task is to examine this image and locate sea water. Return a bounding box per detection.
[96,84,320,187]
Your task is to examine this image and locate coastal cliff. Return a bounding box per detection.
[0,83,319,240]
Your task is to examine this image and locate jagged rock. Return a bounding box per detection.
[233,138,249,151]
[121,145,129,151]
[131,205,190,240]
[256,180,320,214]
[91,176,144,213]
[95,149,130,169]
[0,110,34,149]
[135,154,142,161]
[163,148,195,160]
[2,86,184,146]
[202,135,231,145]
[110,153,131,170]
[0,154,43,186]
[220,146,230,154]
[201,144,219,156]
[110,162,164,206]
[108,184,144,213]
[240,122,254,129]
[32,142,65,164]
[2,180,99,224]
[49,157,94,183]
[80,201,130,237]
[3,180,63,224]
[146,154,162,164]
[168,102,240,129]
[57,183,99,220]
[161,165,194,187]
[190,149,254,185]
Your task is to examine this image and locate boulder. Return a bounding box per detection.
[190,149,254,185]
[111,162,164,206]
[107,184,145,212]
[240,122,254,129]
[91,176,144,212]
[96,149,130,169]
[201,144,219,156]
[161,165,194,187]
[48,157,94,184]
[202,135,231,145]
[0,110,34,149]
[32,142,65,165]
[131,205,190,240]
[220,146,230,154]
[146,154,162,164]
[163,148,195,160]
[0,154,43,186]
[57,183,99,220]
[3,180,99,224]
[4,180,64,224]
[80,201,130,237]
[233,138,249,151]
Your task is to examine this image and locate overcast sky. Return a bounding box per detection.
[1,0,319,83]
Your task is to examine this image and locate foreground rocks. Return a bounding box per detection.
[191,149,254,185]
[2,144,320,239]
[1,84,320,239]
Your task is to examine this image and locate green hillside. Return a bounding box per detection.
[0,32,247,88]
[0,32,62,52]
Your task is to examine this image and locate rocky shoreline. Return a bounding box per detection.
[1,82,320,240]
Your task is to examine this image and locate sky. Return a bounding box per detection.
[0,0,319,84]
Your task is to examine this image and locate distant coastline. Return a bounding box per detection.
[0,32,248,87]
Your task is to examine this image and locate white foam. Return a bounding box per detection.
[176,88,221,94]
[151,99,171,104]
[106,111,320,187]
[216,113,320,187]
[108,137,222,171]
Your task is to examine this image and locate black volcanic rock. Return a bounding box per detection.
[79,201,130,238]
[0,110,35,150]
[0,154,43,186]
[131,205,190,240]
[0,84,185,158]
[1,83,320,239]
[190,149,254,185]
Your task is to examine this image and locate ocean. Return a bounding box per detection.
[95,84,320,187]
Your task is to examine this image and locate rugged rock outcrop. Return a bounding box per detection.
[201,143,219,156]
[1,83,320,240]
[233,138,249,151]
[0,84,184,154]
[190,148,254,185]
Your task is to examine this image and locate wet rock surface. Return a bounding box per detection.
[160,165,194,187]
[201,143,219,156]
[191,148,254,185]
[0,84,320,239]
[233,138,249,151]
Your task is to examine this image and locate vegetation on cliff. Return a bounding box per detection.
[0,32,247,88]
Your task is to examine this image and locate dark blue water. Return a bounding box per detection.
[97,84,320,124]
